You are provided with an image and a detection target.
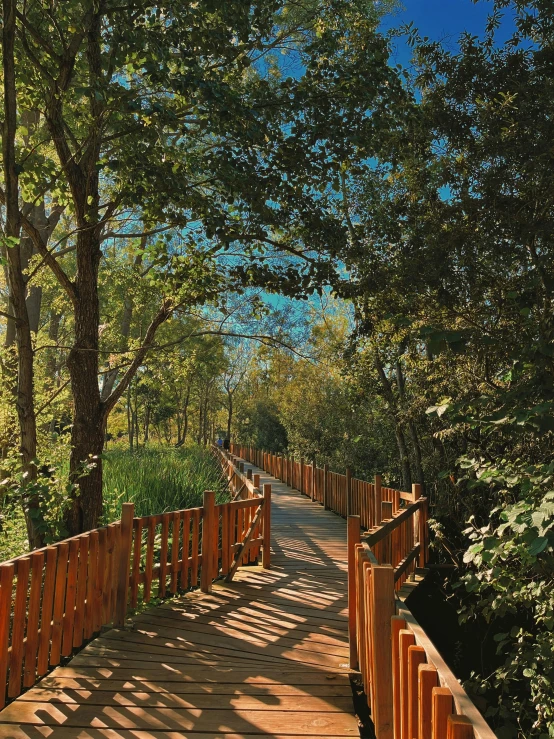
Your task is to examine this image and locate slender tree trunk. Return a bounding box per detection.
[182,384,190,444]
[144,404,151,444]
[2,0,44,548]
[227,392,233,440]
[374,353,412,491]
[127,386,133,451]
[395,359,425,489]
[101,249,143,402]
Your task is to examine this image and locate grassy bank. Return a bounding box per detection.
[102,444,227,520]
[0,445,226,561]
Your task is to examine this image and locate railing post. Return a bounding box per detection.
[323,463,329,509]
[381,501,394,565]
[347,515,361,669]
[346,468,352,516]
[370,564,395,739]
[412,483,422,569]
[311,460,316,502]
[375,474,383,524]
[263,484,272,569]
[391,615,407,739]
[253,473,260,489]
[300,458,304,494]
[420,497,429,567]
[246,468,252,481]
[201,490,215,593]
[114,502,134,628]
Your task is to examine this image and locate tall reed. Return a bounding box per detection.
[102,444,227,520]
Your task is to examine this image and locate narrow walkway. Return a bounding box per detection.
[0,464,359,738]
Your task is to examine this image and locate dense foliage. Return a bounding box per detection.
[2,0,554,735]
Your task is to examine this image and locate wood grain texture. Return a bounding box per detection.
[0,460,358,737]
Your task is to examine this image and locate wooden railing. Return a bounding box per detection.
[0,452,270,708]
[348,520,495,739]
[230,443,427,589]
[230,443,493,738]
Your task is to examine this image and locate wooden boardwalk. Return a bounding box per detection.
[0,463,359,738]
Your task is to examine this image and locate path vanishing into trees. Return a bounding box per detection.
[0,447,497,739]
[0,461,359,737]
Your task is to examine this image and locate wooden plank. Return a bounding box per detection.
[23,551,44,688]
[447,714,474,739]
[115,503,134,625]
[50,542,69,667]
[130,517,143,608]
[37,547,57,676]
[419,664,439,739]
[347,516,360,670]
[33,677,353,694]
[0,730,354,739]
[408,645,426,739]
[72,535,89,649]
[0,563,15,709]
[144,516,156,602]
[84,531,98,639]
[191,508,200,586]
[170,511,180,594]
[94,529,105,633]
[181,510,191,590]
[201,490,215,592]
[8,557,30,698]
[17,688,356,711]
[0,702,359,734]
[61,538,79,658]
[391,615,406,739]
[399,629,416,739]
[432,687,454,739]
[159,512,170,597]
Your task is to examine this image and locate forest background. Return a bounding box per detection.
[1,0,553,736]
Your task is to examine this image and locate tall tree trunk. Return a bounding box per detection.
[374,353,412,491]
[226,392,233,440]
[396,359,425,489]
[66,224,104,534]
[2,0,44,548]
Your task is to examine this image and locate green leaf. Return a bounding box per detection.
[528,537,549,556]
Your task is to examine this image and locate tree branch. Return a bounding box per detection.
[102,299,174,416]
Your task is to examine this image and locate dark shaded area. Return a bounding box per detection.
[405,570,500,716]
[350,674,376,739]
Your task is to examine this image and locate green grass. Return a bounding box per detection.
[0,507,28,562]
[102,444,227,520]
[0,445,227,561]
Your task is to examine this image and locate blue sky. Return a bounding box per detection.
[381,0,517,63]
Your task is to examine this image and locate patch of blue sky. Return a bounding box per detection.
[381,0,518,66]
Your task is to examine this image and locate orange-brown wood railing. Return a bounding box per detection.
[231,443,495,739]
[348,518,496,739]
[0,451,270,709]
[230,443,428,587]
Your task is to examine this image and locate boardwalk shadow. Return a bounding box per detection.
[0,468,359,738]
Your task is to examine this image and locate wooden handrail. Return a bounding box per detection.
[0,448,272,709]
[229,442,418,528]
[230,443,428,590]
[349,518,496,739]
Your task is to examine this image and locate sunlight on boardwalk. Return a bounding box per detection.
[0,468,359,738]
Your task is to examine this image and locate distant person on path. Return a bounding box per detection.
[216,438,223,448]
[223,438,230,451]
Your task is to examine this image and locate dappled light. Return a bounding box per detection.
[0,463,358,737]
